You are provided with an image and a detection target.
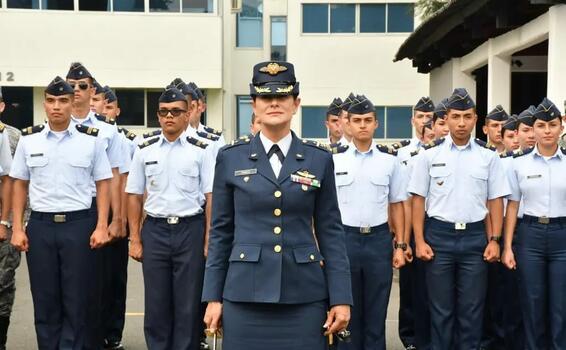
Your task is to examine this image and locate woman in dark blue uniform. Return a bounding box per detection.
[202,61,352,350]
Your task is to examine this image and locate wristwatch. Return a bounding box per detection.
[489,235,501,243]
[0,220,12,229]
[394,242,408,251]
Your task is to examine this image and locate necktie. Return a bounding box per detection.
[267,144,285,164]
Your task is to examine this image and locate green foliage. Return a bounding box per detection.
[415,0,450,19]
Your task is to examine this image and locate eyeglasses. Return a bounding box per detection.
[157,109,187,117]
[69,82,90,91]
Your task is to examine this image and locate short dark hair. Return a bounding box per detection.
[251,113,256,124]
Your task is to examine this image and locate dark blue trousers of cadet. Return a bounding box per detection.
[338,224,392,350]
[26,210,97,350]
[398,239,416,348]
[500,237,524,350]
[142,215,205,350]
[515,217,566,350]
[481,251,505,350]
[412,249,431,350]
[102,236,129,343]
[425,218,488,350]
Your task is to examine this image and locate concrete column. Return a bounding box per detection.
[547,4,566,113]
[429,58,477,103]
[487,40,512,111]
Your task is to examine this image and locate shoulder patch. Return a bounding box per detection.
[513,147,534,158]
[143,129,162,139]
[138,136,160,149]
[95,114,116,125]
[329,143,349,154]
[21,124,45,136]
[475,138,496,151]
[376,144,398,156]
[196,130,220,141]
[119,127,137,141]
[203,125,223,136]
[410,149,420,157]
[500,150,514,158]
[225,136,252,149]
[392,139,411,149]
[423,137,445,150]
[186,136,209,149]
[75,124,99,137]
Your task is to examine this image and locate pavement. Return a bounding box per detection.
[7,256,406,350]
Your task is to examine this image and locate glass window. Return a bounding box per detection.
[114,0,144,12]
[237,96,253,137]
[271,17,287,61]
[115,89,145,126]
[79,1,109,11]
[302,4,328,33]
[330,4,355,33]
[386,106,412,138]
[0,87,34,130]
[360,4,386,33]
[150,0,180,12]
[237,0,263,48]
[374,106,385,139]
[183,0,213,13]
[387,3,414,33]
[7,0,39,8]
[301,107,327,139]
[41,0,73,10]
[146,91,162,128]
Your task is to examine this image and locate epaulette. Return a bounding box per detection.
[329,143,349,154]
[475,138,497,151]
[410,149,420,157]
[561,147,566,156]
[95,114,116,125]
[197,130,220,141]
[0,123,5,133]
[203,125,222,136]
[75,124,99,137]
[513,147,534,158]
[500,150,514,159]
[118,127,137,141]
[423,137,445,150]
[392,139,411,149]
[225,136,251,149]
[186,136,209,149]
[138,136,160,149]
[143,129,162,139]
[302,139,333,152]
[376,144,398,156]
[21,124,45,136]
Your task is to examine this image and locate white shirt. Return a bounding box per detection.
[259,132,292,178]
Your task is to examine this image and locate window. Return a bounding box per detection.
[385,106,412,138]
[237,96,253,137]
[114,0,145,11]
[146,91,162,128]
[360,4,386,33]
[374,106,385,138]
[302,4,328,33]
[237,0,263,48]
[0,87,34,130]
[150,0,180,12]
[271,17,287,61]
[183,0,213,13]
[387,3,414,33]
[115,89,145,126]
[41,0,73,10]
[330,4,355,33]
[79,1,109,11]
[301,107,328,139]
[7,0,39,8]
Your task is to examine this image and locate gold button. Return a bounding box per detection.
[274,226,282,235]
[274,245,282,253]
[309,254,315,261]
[274,190,282,198]
[274,208,282,217]
[302,185,308,191]
[240,253,245,259]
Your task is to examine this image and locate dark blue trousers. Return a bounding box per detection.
[26,210,97,350]
[398,240,416,348]
[102,237,129,343]
[481,254,505,350]
[339,224,392,350]
[425,218,488,350]
[515,218,566,350]
[500,257,524,350]
[412,251,431,350]
[142,215,205,350]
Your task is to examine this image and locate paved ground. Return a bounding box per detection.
[7,257,405,349]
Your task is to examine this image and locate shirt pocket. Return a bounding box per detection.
[144,162,164,191]
[177,166,200,193]
[68,158,92,186]
[429,166,451,195]
[335,172,353,204]
[25,156,49,185]
[369,174,390,203]
[470,168,489,199]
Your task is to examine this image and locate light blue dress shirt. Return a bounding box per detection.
[9,122,112,212]
[0,130,13,176]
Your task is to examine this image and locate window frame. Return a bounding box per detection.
[236,0,264,49]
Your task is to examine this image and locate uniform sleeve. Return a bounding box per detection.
[0,132,13,175]
[125,148,146,195]
[106,127,125,169]
[118,135,132,174]
[8,139,29,180]
[314,151,353,306]
[199,147,214,194]
[506,159,521,202]
[487,154,511,200]
[407,151,430,197]
[92,138,113,182]
[389,158,408,203]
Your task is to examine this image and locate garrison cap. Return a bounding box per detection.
[45,76,74,96]
[414,96,435,113]
[93,81,105,95]
[327,98,343,117]
[533,98,562,122]
[173,81,199,101]
[517,105,536,127]
[66,62,93,80]
[433,98,449,121]
[501,115,518,132]
[170,78,185,87]
[486,105,509,122]
[159,87,186,103]
[104,86,117,103]
[341,93,356,111]
[347,95,375,115]
[446,88,475,110]
[188,82,204,100]
[249,61,299,97]
[423,120,433,131]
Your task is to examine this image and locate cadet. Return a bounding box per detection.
[502,98,566,350]
[325,98,344,144]
[408,88,510,350]
[516,106,537,149]
[397,97,435,164]
[188,81,226,148]
[431,98,449,140]
[338,93,356,145]
[202,61,352,350]
[9,77,112,349]
[90,80,107,114]
[333,95,406,350]
[126,87,213,350]
[421,121,435,144]
[501,116,520,152]
[483,105,509,154]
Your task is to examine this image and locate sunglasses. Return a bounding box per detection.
[157,109,187,117]
[69,82,90,90]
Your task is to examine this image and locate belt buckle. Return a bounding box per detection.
[538,216,550,225]
[360,226,371,234]
[53,214,66,223]
[455,222,466,230]
[167,216,180,225]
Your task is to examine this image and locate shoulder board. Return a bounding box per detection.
[75,124,99,137]
[203,125,223,136]
[423,137,445,150]
[143,129,162,139]
[475,138,497,151]
[224,136,251,149]
[0,123,5,133]
[500,150,514,159]
[186,136,209,149]
[410,149,420,157]
[21,124,45,136]
[196,130,220,141]
[95,114,116,125]
[138,136,160,149]
[302,139,333,152]
[392,139,411,150]
[330,143,349,154]
[119,127,137,141]
[513,147,534,158]
[376,144,398,156]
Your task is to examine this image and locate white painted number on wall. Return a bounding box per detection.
[0,72,15,82]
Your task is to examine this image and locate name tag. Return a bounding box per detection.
[336,172,348,176]
[527,174,542,179]
[145,161,158,165]
[30,153,44,157]
[432,163,446,167]
[234,168,257,176]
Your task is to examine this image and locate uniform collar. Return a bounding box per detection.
[448,135,472,150]
[533,145,562,160]
[157,130,187,146]
[352,140,375,156]
[411,137,422,149]
[44,121,76,138]
[259,131,292,157]
[338,135,351,146]
[71,110,96,124]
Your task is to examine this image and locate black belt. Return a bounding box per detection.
[343,223,388,235]
[146,214,203,225]
[427,217,484,231]
[31,209,91,223]
[522,215,566,225]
